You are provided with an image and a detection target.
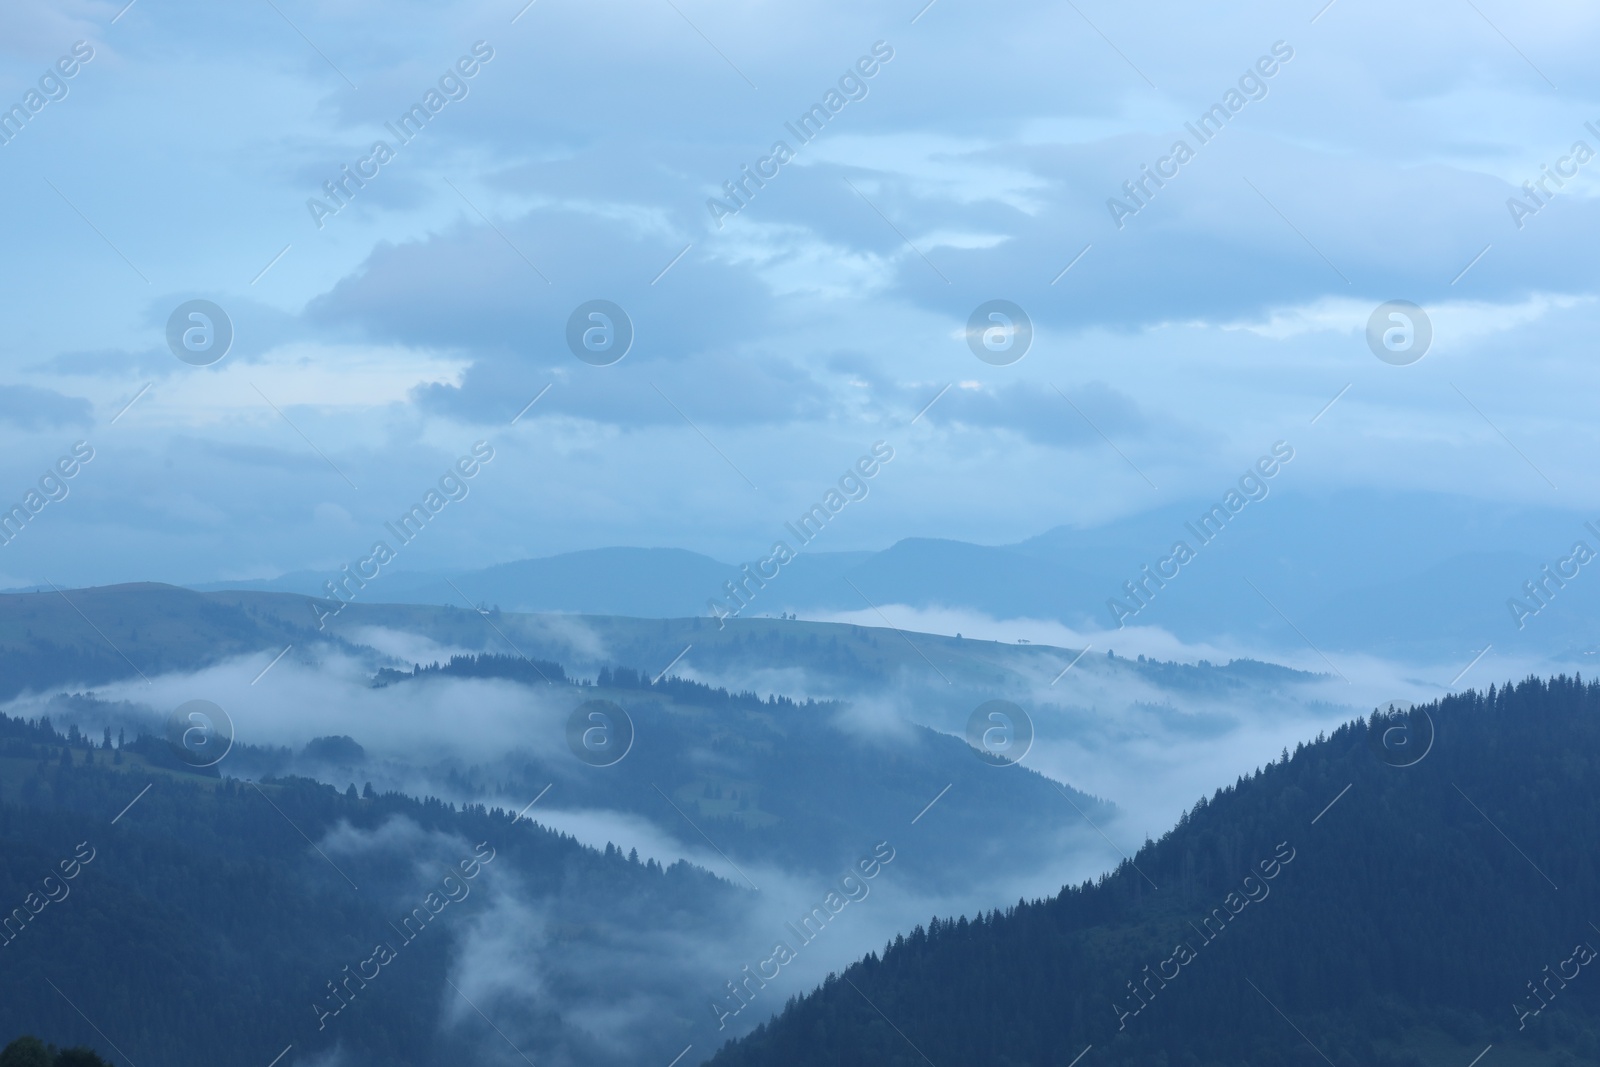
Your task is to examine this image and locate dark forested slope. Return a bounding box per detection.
[0,711,734,1067]
[709,677,1600,1067]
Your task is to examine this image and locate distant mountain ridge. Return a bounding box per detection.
[173,488,1600,660]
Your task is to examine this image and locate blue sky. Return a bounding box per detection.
[2,0,1598,588]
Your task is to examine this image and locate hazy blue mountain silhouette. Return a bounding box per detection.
[178,489,1600,659]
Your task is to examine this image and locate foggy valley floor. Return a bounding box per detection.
[0,584,1594,1065]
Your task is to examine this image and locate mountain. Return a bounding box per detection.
[195,548,741,618]
[0,710,735,1067]
[0,583,1364,1066]
[0,582,1343,907]
[172,488,1600,662]
[0,582,1134,891]
[0,583,317,701]
[705,676,1600,1067]
[284,650,1115,888]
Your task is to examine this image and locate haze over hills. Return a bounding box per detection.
[707,678,1600,1067]
[0,580,1356,845]
[156,489,1600,667]
[1,586,1121,1065]
[5,578,1594,1065]
[0,580,1388,1065]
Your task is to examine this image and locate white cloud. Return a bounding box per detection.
[1223,292,1593,345]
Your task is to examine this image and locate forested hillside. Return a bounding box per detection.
[0,709,732,1067]
[349,651,1112,885]
[709,677,1600,1067]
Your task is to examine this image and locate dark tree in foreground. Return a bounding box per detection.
[0,1037,109,1067]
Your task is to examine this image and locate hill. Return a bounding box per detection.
[0,708,734,1066]
[174,488,1600,660]
[0,583,315,701]
[0,640,1116,1067]
[705,676,1600,1067]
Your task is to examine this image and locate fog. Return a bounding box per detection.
[799,601,1558,861]
[0,612,1564,1064]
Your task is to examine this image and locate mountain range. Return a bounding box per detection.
[0,580,1369,1065]
[163,489,1600,664]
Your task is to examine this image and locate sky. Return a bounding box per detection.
[2,0,1599,589]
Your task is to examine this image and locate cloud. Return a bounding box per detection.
[6,0,1600,607]
[32,348,173,379]
[0,384,92,428]
[8,604,1568,1062]
[303,211,774,362]
[1223,291,1593,347]
[345,625,476,668]
[921,380,1159,449]
[0,1,104,60]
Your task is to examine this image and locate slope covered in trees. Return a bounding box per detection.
[0,1036,108,1066]
[708,677,1600,1067]
[350,650,1112,886]
[0,709,733,1066]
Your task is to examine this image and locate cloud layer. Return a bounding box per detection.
[0,0,1597,592]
